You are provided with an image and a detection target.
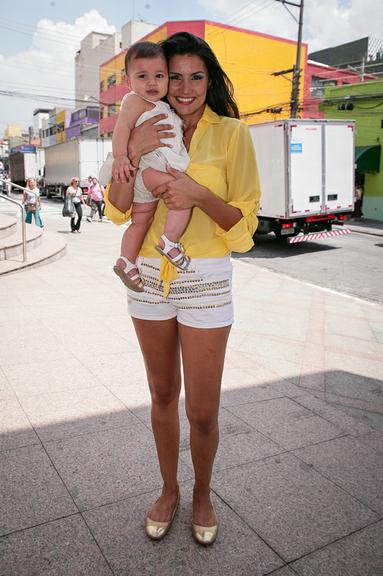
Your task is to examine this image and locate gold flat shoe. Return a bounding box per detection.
[192,523,218,546]
[145,493,180,541]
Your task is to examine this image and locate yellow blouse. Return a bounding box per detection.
[104,105,261,294]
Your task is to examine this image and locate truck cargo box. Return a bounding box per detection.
[249,119,355,240]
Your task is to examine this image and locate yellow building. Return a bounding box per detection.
[99,20,307,135]
[4,124,22,139]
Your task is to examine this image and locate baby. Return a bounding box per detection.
[100,41,190,291]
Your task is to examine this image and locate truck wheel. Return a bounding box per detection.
[46,190,52,199]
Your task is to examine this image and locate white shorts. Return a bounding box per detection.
[127,256,234,329]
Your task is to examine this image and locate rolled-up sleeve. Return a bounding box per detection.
[216,122,261,252]
[103,185,132,225]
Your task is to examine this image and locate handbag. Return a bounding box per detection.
[62,196,75,217]
[26,203,36,213]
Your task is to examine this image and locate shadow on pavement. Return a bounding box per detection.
[1,371,382,576]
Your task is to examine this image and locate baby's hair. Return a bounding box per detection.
[125,41,166,73]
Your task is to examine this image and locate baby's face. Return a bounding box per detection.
[127,56,168,101]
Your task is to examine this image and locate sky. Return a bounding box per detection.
[0,0,382,136]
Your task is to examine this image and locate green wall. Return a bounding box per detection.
[320,80,383,221]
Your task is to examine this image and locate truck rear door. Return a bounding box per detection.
[324,122,354,213]
[288,122,322,217]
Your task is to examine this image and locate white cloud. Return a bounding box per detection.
[0,10,115,134]
[198,0,383,52]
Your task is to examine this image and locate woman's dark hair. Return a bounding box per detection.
[160,32,239,119]
[125,41,165,73]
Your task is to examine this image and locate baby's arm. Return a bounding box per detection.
[112,94,147,182]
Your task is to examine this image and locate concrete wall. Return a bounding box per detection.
[75,31,121,105]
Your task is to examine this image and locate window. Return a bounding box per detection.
[310,76,325,99]
[310,77,337,99]
[108,105,117,116]
[121,69,126,82]
[100,80,105,92]
[87,108,100,120]
[107,74,116,88]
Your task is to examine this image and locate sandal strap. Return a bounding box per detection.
[118,256,137,274]
[158,235,186,261]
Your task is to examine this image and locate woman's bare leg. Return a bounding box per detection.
[132,317,181,521]
[179,324,231,526]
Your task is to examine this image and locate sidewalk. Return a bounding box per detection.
[346,216,383,237]
[1,213,382,576]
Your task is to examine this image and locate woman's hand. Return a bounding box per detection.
[152,166,205,210]
[128,114,175,167]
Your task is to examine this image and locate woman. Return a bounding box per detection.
[23,177,43,228]
[86,177,104,222]
[105,32,260,545]
[66,177,83,233]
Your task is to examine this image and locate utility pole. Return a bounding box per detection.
[275,0,305,118]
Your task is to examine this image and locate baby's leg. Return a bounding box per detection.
[117,201,157,266]
[141,167,174,193]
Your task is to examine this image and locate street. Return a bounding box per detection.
[236,227,383,304]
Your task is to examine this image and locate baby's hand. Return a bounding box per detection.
[112,156,136,183]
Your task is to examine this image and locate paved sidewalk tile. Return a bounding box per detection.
[293,436,383,514]
[0,515,113,576]
[83,483,284,576]
[292,393,374,437]
[0,396,39,452]
[226,396,344,450]
[356,430,383,454]
[0,370,15,401]
[18,386,140,442]
[2,357,99,397]
[213,452,377,562]
[0,444,76,535]
[44,423,193,511]
[291,520,383,576]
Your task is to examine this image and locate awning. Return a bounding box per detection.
[355,145,381,173]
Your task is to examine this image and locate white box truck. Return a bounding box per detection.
[43,138,112,199]
[9,147,38,186]
[249,119,354,242]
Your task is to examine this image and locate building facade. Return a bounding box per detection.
[309,37,383,81]
[320,80,383,221]
[303,60,376,118]
[99,19,308,137]
[75,21,157,108]
[41,106,101,147]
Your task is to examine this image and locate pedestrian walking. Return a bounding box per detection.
[23,177,43,227]
[65,177,83,233]
[87,177,104,222]
[105,32,260,546]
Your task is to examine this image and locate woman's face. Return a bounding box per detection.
[167,54,209,121]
